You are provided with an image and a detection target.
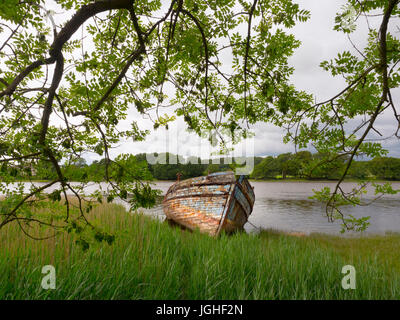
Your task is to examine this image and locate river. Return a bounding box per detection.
[2,180,400,235]
[144,180,400,235]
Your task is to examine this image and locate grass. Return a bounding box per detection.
[1,201,400,299]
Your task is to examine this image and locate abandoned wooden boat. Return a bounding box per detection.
[162,171,255,236]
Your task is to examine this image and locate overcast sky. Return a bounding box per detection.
[98,0,399,163]
[290,0,400,159]
[2,0,399,162]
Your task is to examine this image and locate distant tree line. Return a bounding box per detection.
[5,151,400,182]
[134,153,262,180]
[251,151,400,181]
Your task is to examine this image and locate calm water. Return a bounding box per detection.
[247,181,400,235]
[144,181,400,235]
[3,181,400,235]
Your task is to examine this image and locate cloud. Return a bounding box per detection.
[99,0,398,161]
[11,0,396,162]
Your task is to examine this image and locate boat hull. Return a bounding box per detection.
[162,172,255,236]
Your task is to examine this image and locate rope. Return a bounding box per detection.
[246,219,262,231]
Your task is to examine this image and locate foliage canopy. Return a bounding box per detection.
[1,0,400,235]
[0,0,309,236]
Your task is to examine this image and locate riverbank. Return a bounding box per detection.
[1,201,400,299]
[2,181,400,235]
[7,177,400,184]
[249,177,400,182]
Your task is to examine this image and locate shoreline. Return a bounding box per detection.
[2,202,400,299]
[4,178,400,183]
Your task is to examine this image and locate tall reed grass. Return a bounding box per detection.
[1,201,400,299]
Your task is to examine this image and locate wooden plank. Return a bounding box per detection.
[162,172,255,236]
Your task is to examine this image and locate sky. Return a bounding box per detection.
[288,0,400,159]
[100,0,399,163]
[2,0,400,162]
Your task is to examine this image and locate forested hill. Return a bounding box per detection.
[9,151,400,182]
[250,152,400,180]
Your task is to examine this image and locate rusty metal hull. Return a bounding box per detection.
[162,172,255,236]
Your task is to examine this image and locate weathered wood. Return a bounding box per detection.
[162,171,255,236]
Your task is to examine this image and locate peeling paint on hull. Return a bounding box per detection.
[162,172,255,236]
